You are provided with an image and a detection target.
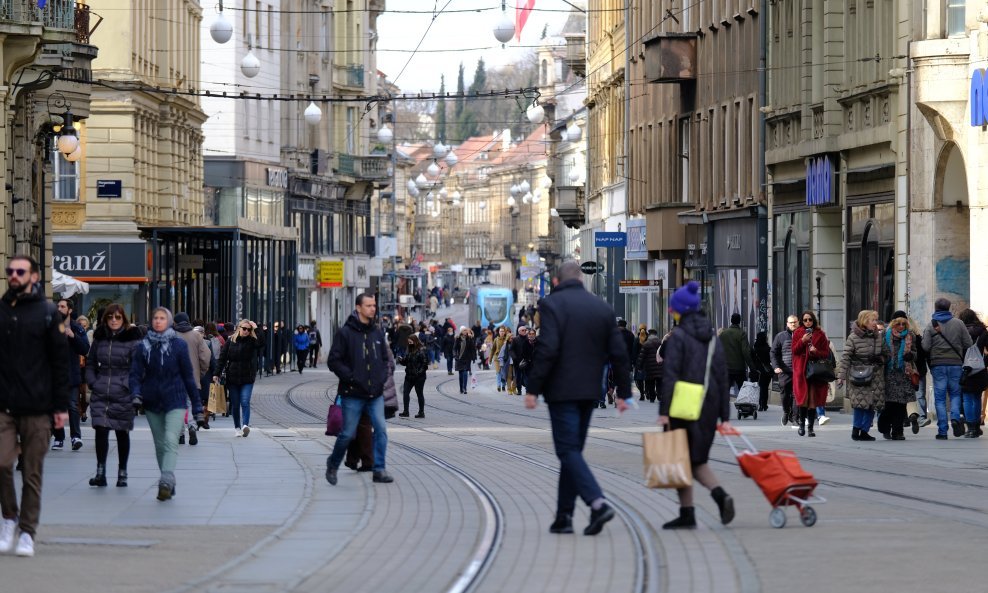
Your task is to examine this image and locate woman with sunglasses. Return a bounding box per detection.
[85,304,143,487]
[215,321,260,437]
[129,307,203,501]
[791,310,832,437]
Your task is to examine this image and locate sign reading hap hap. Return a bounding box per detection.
[972,69,988,127]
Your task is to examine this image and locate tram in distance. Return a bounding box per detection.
[468,283,514,328]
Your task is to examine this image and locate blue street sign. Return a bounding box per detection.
[595,232,627,247]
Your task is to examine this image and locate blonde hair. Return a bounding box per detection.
[856,309,879,329]
[231,319,257,342]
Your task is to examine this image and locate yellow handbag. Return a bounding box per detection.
[668,336,717,421]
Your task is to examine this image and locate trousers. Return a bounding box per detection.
[0,412,50,536]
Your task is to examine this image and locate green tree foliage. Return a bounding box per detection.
[436,74,447,142]
[454,63,466,122]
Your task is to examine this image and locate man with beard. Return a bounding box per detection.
[0,255,70,557]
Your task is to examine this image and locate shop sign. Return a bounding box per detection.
[266,167,289,189]
[618,279,663,294]
[595,231,627,247]
[972,68,988,127]
[317,260,344,288]
[581,261,604,275]
[805,155,835,206]
[52,241,147,279]
[345,258,371,288]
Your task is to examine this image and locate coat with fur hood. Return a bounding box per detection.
[86,325,143,431]
[839,323,890,410]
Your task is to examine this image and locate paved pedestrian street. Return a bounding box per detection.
[4,368,987,593]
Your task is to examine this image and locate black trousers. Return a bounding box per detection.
[877,402,907,436]
[643,378,660,403]
[780,379,794,417]
[758,375,772,410]
[728,371,746,392]
[402,375,426,413]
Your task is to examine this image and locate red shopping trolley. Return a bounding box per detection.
[718,425,826,528]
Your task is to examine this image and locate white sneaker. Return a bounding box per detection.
[0,519,16,553]
[236,428,243,437]
[14,532,33,557]
[242,425,250,437]
[819,415,831,426]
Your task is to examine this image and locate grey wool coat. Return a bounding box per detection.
[838,324,891,410]
[86,325,143,431]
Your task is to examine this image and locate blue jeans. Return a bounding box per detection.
[446,356,454,374]
[816,406,826,417]
[917,376,928,418]
[931,365,963,435]
[548,401,603,514]
[328,396,387,472]
[497,362,508,389]
[459,369,470,392]
[962,390,982,426]
[226,383,255,428]
[852,408,875,432]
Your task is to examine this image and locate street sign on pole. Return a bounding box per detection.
[618,279,663,294]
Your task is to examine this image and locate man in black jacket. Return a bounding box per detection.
[51,299,89,451]
[0,255,71,557]
[325,293,393,486]
[511,326,534,395]
[526,261,631,537]
[771,315,798,426]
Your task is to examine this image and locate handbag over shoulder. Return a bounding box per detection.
[849,333,880,387]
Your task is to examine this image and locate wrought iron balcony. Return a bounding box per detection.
[0,0,84,40]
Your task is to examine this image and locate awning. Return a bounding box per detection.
[52,271,90,298]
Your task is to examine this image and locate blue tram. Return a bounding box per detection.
[468,284,513,328]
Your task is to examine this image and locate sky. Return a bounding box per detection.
[377,0,585,94]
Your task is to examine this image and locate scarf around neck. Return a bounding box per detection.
[143,327,177,365]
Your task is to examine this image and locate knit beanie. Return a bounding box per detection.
[669,281,702,315]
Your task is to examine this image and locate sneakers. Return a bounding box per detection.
[50,440,63,451]
[584,502,615,536]
[188,425,198,446]
[242,425,250,438]
[372,471,394,483]
[71,438,83,451]
[236,428,243,437]
[935,434,948,440]
[157,482,174,501]
[548,513,574,534]
[0,519,16,553]
[919,417,932,428]
[14,532,33,557]
[818,415,831,426]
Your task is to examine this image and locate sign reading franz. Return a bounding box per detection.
[52,242,147,279]
[805,155,835,207]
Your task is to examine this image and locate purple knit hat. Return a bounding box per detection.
[669,281,701,315]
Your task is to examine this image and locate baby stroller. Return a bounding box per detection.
[719,425,825,528]
[734,371,760,420]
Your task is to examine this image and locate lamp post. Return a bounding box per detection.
[378,107,397,315]
[43,93,84,288]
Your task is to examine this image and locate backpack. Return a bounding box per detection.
[308,329,318,346]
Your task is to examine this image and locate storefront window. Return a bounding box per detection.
[846,204,894,323]
[772,212,810,333]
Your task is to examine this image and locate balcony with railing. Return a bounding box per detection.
[0,0,84,42]
[334,153,390,183]
[333,63,365,90]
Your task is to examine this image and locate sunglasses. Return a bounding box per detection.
[107,313,124,320]
[802,318,813,323]
[5,268,28,277]
[240,326,251,331]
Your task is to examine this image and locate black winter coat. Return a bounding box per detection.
[399,349,429,379]
[441,333,456,357]
[660,312,731,465]
[327,313,389,398]
[66,320,90,387]
[637,335,663,380]
[455,336,476,371]
[86,325,142,431]
[511,335,533,367]
[0,290,70,415]
[526,279,631,402]
[218,336,260,386]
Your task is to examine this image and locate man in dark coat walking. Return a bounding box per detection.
[0,255,71,556]
[511,326,534,395]
[325,294,393,486]
[771,315,798,425]
[526,261,631,537]
[52,298,90,451]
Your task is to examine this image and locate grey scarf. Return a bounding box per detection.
[143,327,177,365]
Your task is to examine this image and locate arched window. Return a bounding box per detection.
[541,59,548,85]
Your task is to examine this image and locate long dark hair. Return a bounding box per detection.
[101,303,130,328]
[801,310,819,330]
[407,334,423,352]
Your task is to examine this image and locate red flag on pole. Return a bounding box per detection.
[516,0,536,41]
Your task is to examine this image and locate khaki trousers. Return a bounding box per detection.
[0,411,51,537]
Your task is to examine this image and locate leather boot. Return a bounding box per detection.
[116,468,128,488]
[797,409,806,436]
[852,427,861,441]
[662,506,697,530]
[89,464,107,487]
[806,409,816,437]
[711,487,735,525]
[965,422,982,438]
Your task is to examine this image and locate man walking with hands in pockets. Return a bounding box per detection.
[525,261,631,536]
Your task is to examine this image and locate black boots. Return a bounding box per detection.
[398,410,409,418]
[852,427,861,441]
[89,464,107,487]
[414,411,425,418]
[964,423,983,438]
[797,409,806,436]
[549,513,574,534]
[116,468,128,488]
[711,487,735,525]
[806,409,816,437]
[662,506,697,530]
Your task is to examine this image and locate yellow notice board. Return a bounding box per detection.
[318,260,344,288]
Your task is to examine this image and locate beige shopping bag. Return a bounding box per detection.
[207,383,227,415]
[642,429,693,489]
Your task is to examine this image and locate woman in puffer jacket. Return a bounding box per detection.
[85,304,142,488]
[837,309,890,442]
[215,320,260,438]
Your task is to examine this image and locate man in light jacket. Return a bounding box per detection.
[922,297,973,439]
